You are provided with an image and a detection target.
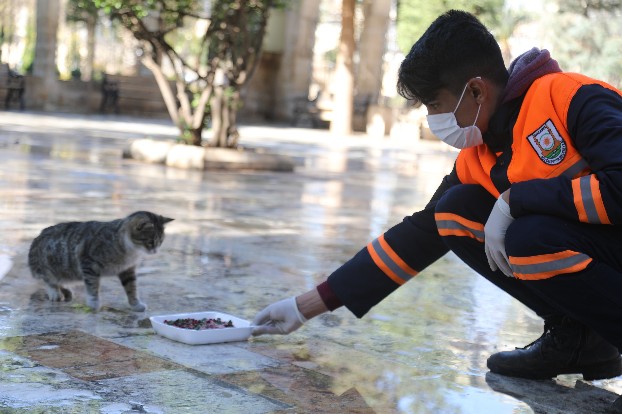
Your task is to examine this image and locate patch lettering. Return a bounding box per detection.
[527,119,567,165]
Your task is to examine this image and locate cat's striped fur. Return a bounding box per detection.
[28,211,173,311]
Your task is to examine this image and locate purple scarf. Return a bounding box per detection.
[502,48,562,103]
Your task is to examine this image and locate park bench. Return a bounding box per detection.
[292,94,322,128]
[0,64,25,110]
[99,73,169,117]
[291,92,372,131]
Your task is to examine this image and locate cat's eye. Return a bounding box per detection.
[137,221,155,233]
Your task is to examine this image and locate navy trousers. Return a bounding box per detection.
[435,184,622,350]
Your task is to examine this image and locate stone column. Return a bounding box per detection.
[329,0,356,135]
[357,0,391,103]
[275,0,321,119]
[358,0,393,135]
[33,0,60,110]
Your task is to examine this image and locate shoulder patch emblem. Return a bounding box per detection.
[527,119,567,165]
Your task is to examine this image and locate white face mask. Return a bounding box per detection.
[426,79,483,149]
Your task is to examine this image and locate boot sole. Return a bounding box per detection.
[580,357,622,381]
[488,356,622,381]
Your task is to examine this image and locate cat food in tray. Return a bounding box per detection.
[150,311,252,345]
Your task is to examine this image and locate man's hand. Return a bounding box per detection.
[484,195,515,277]
[252,296,307,336]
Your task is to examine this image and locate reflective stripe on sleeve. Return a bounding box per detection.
[434,212,485,243]
[366,234,418,286]
[561,158,588,179]
[572,175,611,224]
[509,250,592,280]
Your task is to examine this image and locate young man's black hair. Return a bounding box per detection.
[397,10,509,104]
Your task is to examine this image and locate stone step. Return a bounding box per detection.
[125,138,295,172]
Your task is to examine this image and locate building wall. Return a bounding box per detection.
[240,1,321,123]
[5,0,399,134]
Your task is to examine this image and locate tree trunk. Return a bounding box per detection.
[192,78,213,130]
[208,86,241,148]
[141,52,180,129]
[85,15,96,81]
[189,128,202,146]
[210,84,227,147]
[227,90,240,148]
[330,0,356,135]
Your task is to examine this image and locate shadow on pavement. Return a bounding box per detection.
[485,372,621,413]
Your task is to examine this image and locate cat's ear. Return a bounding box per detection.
[160,216,174,225]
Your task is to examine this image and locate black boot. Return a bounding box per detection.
[487,317,622,380]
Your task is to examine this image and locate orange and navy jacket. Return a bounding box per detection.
[325,72,622,318]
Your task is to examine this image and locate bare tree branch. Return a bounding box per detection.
[95,0,279,147]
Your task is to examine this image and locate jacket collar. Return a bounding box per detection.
[501,47,562,104]
[483,48,563,150]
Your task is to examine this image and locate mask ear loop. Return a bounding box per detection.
[472,104,482,126]
[453,76,482,114]
[453,83,470,113]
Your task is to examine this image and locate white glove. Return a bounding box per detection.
[484,196,515,277]
[252,296,307,336]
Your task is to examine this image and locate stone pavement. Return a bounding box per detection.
[0,111,621,413]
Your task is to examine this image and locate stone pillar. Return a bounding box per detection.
[33,0,60,110]
[275,0,321,119]
[329,0,356,135]
[358,0,393,135]
[357,0,391,102]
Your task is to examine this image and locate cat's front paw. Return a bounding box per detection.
[130,301,147,312]
[86,297,100,312]
[45,286,65,302]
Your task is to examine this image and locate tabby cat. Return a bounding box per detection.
[28,211,173,312]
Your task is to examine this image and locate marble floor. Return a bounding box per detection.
[0,111,620,413]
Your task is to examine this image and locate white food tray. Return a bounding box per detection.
[150,311,252,345]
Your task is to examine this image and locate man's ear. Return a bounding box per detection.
[469,77,488,104]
